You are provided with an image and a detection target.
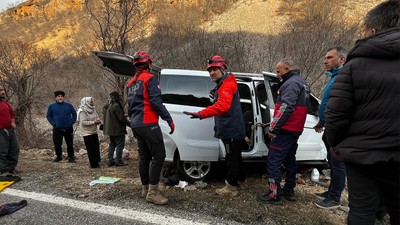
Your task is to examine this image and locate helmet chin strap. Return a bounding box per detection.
[215,69,228,84]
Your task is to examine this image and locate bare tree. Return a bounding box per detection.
[85,0,155,94]
[0,39,53,134]
[279,0,359,95]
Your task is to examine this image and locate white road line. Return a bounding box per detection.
[3,188,208,225]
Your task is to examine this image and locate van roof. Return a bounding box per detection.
[160,69,277,80]
[161,69,209,77]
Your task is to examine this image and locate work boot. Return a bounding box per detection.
[141,185,149,198]
[215,181,239,197]
[146,184,168,205]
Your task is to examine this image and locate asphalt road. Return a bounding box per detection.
[0,191,146,225]
[0,188,244,225]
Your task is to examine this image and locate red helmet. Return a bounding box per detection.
[207,55,227,70]
[133,50,152,66]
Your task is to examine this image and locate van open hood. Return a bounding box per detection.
[93,51,136,77]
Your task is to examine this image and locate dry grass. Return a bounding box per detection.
[13,145,356,225]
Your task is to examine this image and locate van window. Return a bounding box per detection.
[160,75,216,107]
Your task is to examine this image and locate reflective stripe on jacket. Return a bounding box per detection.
[270,69,309,135]
[126,70,172,128]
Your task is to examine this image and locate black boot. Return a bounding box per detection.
[108,160,115,167]
[53,156,62,162]
[256,179,282,205]
[115,161,128,167]
[281,189,296,201]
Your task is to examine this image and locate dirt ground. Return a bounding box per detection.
[14,145,352,225]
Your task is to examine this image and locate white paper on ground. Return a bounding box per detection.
[89,176,121,186]
[174,180,188,189]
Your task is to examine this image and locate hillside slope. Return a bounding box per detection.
[205,0,382,35]
[0,0,383,57]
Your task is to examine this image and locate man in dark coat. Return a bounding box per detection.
[325,1,400,224]
[257,58,310,204]
[103,91,131,167]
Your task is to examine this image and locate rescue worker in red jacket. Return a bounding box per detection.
[126,50,175,205]
[184,55,246,197]
[257,58,310,204]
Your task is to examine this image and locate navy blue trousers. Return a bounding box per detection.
[267,133,299,193]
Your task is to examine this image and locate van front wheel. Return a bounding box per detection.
[176,157,214,182]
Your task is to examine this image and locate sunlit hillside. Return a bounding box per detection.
[0,0,383,58]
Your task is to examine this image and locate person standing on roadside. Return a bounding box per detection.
[0,84,20,175]
[77,97,102,168]
[184,55,246,197]
[126,50,175,205]
[313,47,347,209]
[325,1,400,224]
[256,58,310,205]
[46,90,77,163]
[103,91,131,167]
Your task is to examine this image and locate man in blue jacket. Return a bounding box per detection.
[313,47,347,209]
[46,91,77,163]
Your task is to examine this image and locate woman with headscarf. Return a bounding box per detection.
[77,97,102,168]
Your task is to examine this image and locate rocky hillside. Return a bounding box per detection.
[0,0,382,58]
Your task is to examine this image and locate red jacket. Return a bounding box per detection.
[270,69,309,135]
[126,70,172,128]
[200,73,245,140]
[0,99,15,129]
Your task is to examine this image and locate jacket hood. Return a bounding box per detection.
[347,27,400,61]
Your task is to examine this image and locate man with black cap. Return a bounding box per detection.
[46,90,77,162]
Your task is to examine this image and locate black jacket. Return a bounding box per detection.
[103,97,130,136]
[325,27,400,165]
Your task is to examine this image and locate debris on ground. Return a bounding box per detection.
[183,185,197,192]
[194,181,208,189]
[89,176,121,186]
[175,180,188,189]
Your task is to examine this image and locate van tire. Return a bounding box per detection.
[176,156,214,183]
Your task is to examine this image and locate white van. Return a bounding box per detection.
[95,51,327,182]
